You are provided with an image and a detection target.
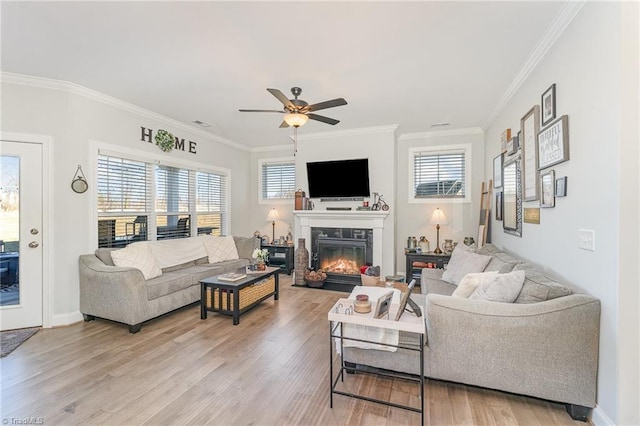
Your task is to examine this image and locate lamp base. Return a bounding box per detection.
[433,247,443,254]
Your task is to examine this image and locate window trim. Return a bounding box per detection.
[92,141,232,246]
[258,157,295,205]
[408,144,472,204]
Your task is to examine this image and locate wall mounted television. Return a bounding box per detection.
[306,158,370,199]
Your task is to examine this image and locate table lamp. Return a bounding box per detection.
[429,208,448,254]
[266,208,280,244]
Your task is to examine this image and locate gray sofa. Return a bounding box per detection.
[343,243,600,421]
[79,235,259,333]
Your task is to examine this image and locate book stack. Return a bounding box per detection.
[217,272,247,282]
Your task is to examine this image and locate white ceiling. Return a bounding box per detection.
[1,1,568,149]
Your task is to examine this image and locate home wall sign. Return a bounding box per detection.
[140,127,197,154]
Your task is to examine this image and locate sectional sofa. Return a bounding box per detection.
[343,243,601,421]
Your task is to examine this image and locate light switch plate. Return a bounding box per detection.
[578,229,595,251]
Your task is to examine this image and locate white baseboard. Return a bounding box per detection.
[50,311,84,328]
[591,405,615,426]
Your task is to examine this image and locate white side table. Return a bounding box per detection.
[328,298,425,424]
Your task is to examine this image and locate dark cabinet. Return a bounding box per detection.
[405,252,451,286]
[262,244,294,275]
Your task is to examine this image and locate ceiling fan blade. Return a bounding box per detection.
[307,98,347,112]
[267,88,295,110]
[279,121,290,128]
[239,109,284,113]
[307,113,340,125]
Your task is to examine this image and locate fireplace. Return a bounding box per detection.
[312,227,373,290]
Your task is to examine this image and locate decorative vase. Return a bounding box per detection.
[257,261,266,271]
[294,238,309,286]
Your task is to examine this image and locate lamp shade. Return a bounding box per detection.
[266,208,280,222]
[429,208,448,225]
[283,113,309,127]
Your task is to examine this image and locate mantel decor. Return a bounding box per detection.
[521,105,540,201]
[538,115,570,170]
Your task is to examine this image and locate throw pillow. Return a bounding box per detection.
[203,236,240,263]
[452,271,498,298]
[111,243,162,280]
[469,270,526,303]
[441,245,493,285]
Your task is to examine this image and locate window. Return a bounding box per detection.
[409,145,471,203]
[97,151,228,247]
[259,158,295,203]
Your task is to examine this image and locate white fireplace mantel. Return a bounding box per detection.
[293,210,391,276]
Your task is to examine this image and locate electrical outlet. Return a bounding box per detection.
[578,229,595,251]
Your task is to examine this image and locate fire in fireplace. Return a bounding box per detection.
[310,227,373,290]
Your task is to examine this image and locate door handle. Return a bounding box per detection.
[29,241,39,248]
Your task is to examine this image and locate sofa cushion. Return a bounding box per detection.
[95,248,116,266]
[452,272,498,298]
[469,270,526,303]
[234,236,260,260]
[111,242,162,280]
[515,270,573,303]
[441,245,493,285]
[145,271,193,300]
[202,235,240,263]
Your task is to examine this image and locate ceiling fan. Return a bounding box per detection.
[239,87,347,128]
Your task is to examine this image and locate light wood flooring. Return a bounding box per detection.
[1,274,589,425]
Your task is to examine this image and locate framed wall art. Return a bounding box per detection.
[538,115,570,169]
[541,84,556,127]
[493,154,503,188]
[540,169,555,208]
[495,191,503,221]
[556,176,567,197]
[520,105,540,201]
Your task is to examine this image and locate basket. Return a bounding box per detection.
[206,275,276,311]
[305,278,326,288]
[360,274,380,286]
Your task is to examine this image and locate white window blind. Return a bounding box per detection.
[97,155,148,213]
[196,171,227,235]
[261,160,295,200]
[413,150,466,198]
[155,165,190,213]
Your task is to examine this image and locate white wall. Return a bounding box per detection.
[396,129,485,273]
[484,3,636,423]
[1,77,252,324]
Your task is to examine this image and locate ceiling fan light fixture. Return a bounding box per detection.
[283,113,309,127]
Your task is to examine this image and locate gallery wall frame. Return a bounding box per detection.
[556,176,567,197]
[521,105,540,201]
[541,83,557,127]
[495,191,503,221]
[540,169,556,208]
[538,115,570,170]
[493,154,503,188]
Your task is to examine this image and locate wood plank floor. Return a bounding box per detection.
[1,274,589,425]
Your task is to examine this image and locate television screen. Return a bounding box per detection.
[306,158,370,198]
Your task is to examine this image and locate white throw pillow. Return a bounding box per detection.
[469,270,526,303]
[441,245,493,285]
[452,271,499,298]
[202,236,239,263]
[111,242,162,280]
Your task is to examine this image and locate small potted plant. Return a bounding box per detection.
[252,248,269,270]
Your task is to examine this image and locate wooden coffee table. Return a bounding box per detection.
[200,267,279,325]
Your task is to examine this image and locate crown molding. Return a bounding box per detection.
[1,72,251,151]
[482,0,586,130]
[296,124,399,141]
[398,127,484,141]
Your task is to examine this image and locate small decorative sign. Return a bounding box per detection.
[524,208,541,224]
[501,129,511,153]
[537,115,569,170]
